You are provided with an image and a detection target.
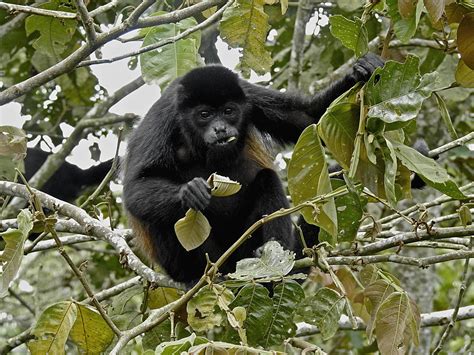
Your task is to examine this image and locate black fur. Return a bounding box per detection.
[25,148,113,202]
[123,54,384,283]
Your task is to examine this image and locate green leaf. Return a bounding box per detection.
[188,341,277,354]
[148,287,182,309]
[365,56,437,124]
[296,287,345,340]
[208,173,241,197]
[228,241,295,280]
[0,210,33,297]
[70,304,114,354]
[374,292,420,355]
[25,1,77,59]
[263,281,305,347]
[318,103,359,170]
[288,125,337,242]
[380,138,398,207]
[319,179,366,243]
[142,319,172,351]
[0,126,27,157]
[28,301,78,355]
[230,283,273,346]
[433,93,458,139]
[455,59,474,88]
[220,0,272,75]
[139,15,201,89]
[391,141,467,199]
[187,285,234,332]
[155,333,209,354]
[386,0,422,43]
[363,279,396,340]
[457,12,474,70]
[174,209,211,251]
[329,15,368,57]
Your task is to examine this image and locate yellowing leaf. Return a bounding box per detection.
[208,173,241,197]
[28,301,78,355]
[455,59,474,88]
[174,209,211,251]
[220,0,272,75]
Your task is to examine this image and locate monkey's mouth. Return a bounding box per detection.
[214,136,237,146]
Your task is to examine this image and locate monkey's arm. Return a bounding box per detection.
[243,53,384,143]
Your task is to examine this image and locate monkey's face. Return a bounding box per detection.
[190,103,243,148]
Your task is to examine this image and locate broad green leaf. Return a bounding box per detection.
[458,13,474,70]
[391,141,467,199]
[380,138,398,207]
[374,292,420,355]
[139,15,201,89]
[387,0,422,43]
[230,284,273,346]
[70,304,114,354]
[318,103,359,170]
[142,319,172,351]
[363,279,396,340]
[365,56,438,124]
[228,241,295,280]
[420,48,445,74]
[296,287,345,340]
[288,125,337,242]
[319,179,366,243]
[155,333,209,354]
[329,15,368,57]
[263,281,305,347]
[25,1,77,58]
[424,0,446,23]
[455,59,474,88]
[0,126,27,157]
[107,285,143,330]
[433,93,458,139]
[208,173,241,197]
[174,209,211,251]
[148,287,182,309]
[28,301,78,355]
[220,0,272,75]
[187,285,234,332]
[0,210,33,297]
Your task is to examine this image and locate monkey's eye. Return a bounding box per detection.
[224,108,233,115]
[200,111,210,118]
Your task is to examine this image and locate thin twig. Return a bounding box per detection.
[8,288,35,315]
[47,225,122,336]
[432,238,472,354]
[429,132,474,158]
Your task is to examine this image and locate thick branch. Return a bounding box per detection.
[296,305,474,335]
[74,0,97,44]
[0,181,183,288]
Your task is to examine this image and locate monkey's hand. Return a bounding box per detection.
[179,177,212,211]
[351,53,385,83]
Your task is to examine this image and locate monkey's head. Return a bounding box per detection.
[176,66,250,158]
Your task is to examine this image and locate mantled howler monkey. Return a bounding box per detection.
[123,54,384,283]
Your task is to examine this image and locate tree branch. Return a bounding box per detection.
[0,0,225,105]
[74,0,97,45]
[0,181,183,289]
[0,2,78,19]
[296,305,474,335]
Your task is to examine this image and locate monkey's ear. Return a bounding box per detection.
[176,84,191,108]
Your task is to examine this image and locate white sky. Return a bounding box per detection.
[0,15,324,169]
